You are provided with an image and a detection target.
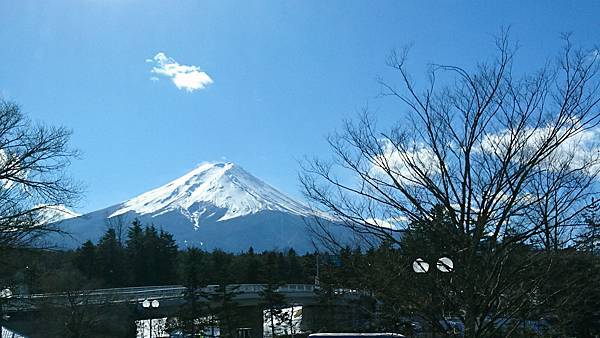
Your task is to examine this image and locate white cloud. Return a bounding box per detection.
[481,125,600,172]
[370,140,441,186]
[148,52,213,92]
[370,125,600,187]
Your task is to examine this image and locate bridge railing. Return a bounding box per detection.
[4,283,373,312]
[14,286,186,301]
[200,284,316,294]
[5,286,187,312]
[279,284,316,292]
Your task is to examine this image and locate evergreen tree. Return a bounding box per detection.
[96,228,126,287]
[157,229,178,284]
[260,283,287,338]
[276,252,289,283]
[74,240,97,280]
[142,225,160,284]
[243,247,262,283]
[125,219,145,284]
[172,247,211,335]
[287,249,304,283]
[208,284,240,338]
[260,251,289,337]
[212,249,233,284]
[578,199,600,254]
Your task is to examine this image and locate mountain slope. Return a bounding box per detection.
[55,162,329,252]
[36,205,81,224]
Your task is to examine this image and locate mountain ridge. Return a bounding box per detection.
[52,161,331,252]
[108,162,313,223]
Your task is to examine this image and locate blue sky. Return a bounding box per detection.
[1,0,598,213]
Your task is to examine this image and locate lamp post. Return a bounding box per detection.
[1,288,12,321]
[436,257,454,273]
[142,299,160,338]
[412,257,454,274]
[412,257,456,335]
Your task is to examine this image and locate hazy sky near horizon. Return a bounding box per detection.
[1,1,599,213]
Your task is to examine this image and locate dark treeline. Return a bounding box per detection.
[2,219,318,292]
[74,219,178,287]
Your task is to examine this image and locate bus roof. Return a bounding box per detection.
[308,334,405,338]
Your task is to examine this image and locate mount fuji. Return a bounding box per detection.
[54,162,330,252]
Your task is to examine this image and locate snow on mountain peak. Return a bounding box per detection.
[109,162,313,222]
[36,204,81,224]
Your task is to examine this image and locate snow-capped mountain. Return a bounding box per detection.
[55,162,332,252]
[110,162,313,224]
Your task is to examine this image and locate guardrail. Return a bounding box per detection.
[205,284,316,294]
[3,284,369,312]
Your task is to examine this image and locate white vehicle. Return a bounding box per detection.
[309,334,405,338]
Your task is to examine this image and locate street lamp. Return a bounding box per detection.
[142,299,160,338]
[412,258,430,273]
[0,289,11,299]
[142,299,159,309]
[412,257,457,335]
[436,257,454,273]
[412,257,454,273]
[1,288,12,321]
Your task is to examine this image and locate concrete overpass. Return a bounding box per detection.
[1,284,370,337]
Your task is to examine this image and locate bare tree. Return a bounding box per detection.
[0,99,80,250]
[301,32,600,336]
[105,215,129,246]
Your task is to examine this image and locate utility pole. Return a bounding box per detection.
[315,254,320,287]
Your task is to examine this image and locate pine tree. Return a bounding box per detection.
[172,247,210,335]
[157,229,178,284]
[260,251,288,337]
[260,283,287,338]
[208,284,240,338]
[243,247,262,283]
[287,249,304,283]
[141,225,161,284]
[74,240,97,280]
[96,228,126,287]
[125,219,145,285]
